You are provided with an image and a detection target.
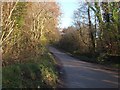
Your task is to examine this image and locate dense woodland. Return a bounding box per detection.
[1,2,60,66]
[58,1,120,65]
[1,2,60,88]
[0,1,120,88]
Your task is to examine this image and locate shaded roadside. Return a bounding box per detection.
[50,50,67,88]
[53,46,119,73]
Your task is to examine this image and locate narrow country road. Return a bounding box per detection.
[49,46,119,88]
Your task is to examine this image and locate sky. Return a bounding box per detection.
[57,0,80,29]
[56,0,119,29]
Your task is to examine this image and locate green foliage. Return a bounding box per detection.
[2,2,60,66]
[97,53,108,64]
[57,2,120,68]
[2,53,58,88]
[3,65,21,88]
[2,2,60,88]
[12,2,27,28]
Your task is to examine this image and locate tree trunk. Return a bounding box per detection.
[87,6,95,54]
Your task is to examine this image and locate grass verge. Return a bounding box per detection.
[2,52,58,88]
[54,45,120,70]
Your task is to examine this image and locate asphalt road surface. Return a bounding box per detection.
[49,46,119,88]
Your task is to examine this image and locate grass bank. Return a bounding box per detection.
[2,52,58,88]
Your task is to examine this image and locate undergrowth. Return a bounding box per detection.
[2,52,58,88]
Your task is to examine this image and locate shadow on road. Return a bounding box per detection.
[49,46,119,88]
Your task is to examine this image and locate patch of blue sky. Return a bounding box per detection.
[57,0,97,29]
[57,0,81,28]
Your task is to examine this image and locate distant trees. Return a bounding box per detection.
[59,26,92,54]
[1,2,60,66]
[58,1,120,62]
[59,27,80,53]
[59,3,96,54]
